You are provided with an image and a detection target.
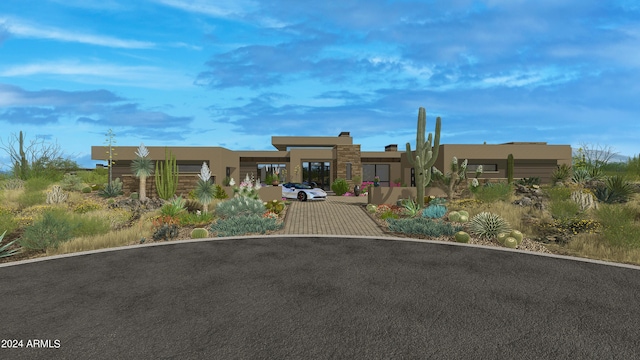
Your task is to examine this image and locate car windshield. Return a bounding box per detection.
[294,183,311,189]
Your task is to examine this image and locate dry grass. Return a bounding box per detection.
[565,233,640,266]
[47,217,153,256]
[0,188,24,211]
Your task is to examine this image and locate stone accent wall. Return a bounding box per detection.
[334,144,361,188]
[120,174,201,197]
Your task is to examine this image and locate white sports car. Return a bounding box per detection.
[282,183,327,201]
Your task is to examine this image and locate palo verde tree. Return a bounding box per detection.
[0,131,77,180]
[131,143,153,201]
[405,107,441,208]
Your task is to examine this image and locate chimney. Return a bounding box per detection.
[339,131,350,137]
[385,144,398,152]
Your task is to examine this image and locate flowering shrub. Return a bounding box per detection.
[233,174,261,199]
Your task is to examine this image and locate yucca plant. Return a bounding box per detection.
[131,143,154,201]
[551,164,571,184]
[160,196,186,217]
[468,212,511,239]
[595,175,635,204]
[194,162,215,213]
[0,231,21,258]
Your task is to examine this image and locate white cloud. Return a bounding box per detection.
[1,17,155,49]
[151,0,253,18]
[0,60,194,89]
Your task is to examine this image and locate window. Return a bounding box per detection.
[346,163,352,180]
[363,164,390,186]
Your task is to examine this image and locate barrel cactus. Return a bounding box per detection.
[366,204,378,213]
[458,214,469,223]
[454,231,470,243]
[496,232,509,245]
[448,211,461,222]
[468,212,511,239]
[458,210,469,218]
[190,228,210,239]
[503,237,518,248]
[509,230,524,245]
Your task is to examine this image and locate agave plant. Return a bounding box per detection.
[131,143,154,201]
[595,175,635,204]
[468,212,511,239]
[0,231,21,258]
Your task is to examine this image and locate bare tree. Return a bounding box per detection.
[572,142,619,169]
[0,131,76,179]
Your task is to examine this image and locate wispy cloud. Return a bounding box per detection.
[1,16,155,48]
[0,60,194,89]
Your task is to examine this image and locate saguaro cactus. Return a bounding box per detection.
[406,107,441,208]
[507,153,514,184]
[155,148,179,200]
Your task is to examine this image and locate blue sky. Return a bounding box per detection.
[1,0,639,168]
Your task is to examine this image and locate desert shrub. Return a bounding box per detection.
[25,177,54,192]
[72,199,103,214]
[380,209,399,220]
[178,211,214,226]
[549,200,581,220]
[422,205,446,219]
[60,174,84,191]
[0,206,18,236]
[216,196,266,218]
[17,189,47,209]
[77,168,108,186]
[82,186,92,193]
[210,215,282,237]
[386,218,462,237]
[20,210,73,251]
[545,186,572,202]
[473,182,512,203]
[264,199,285,214]
[331,178,349,196]
[213,184,229,200]
[468,212,511,239]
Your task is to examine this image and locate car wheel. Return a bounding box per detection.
[297,191,307,202]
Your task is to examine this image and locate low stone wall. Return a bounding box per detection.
[221,186,283,202]
[367,186,446,205]
[121,174,200,197]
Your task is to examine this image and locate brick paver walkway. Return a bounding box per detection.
[280,196,385,236]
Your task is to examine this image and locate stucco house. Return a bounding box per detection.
[90,132,572,196]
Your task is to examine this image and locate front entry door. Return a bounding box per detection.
[302,161,331,190]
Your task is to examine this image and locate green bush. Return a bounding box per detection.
[545,186,572,202]
[81,186,92,193]
[60,174,84,191]
[549,200,581,220]
[178,211,214,226]
[25,177,55,192]
[210,215,282,237]
[77,168,108,185]
[331,178,349,196]
[594,204,640,248]
[216,196,266,218]
[264,199,285,214]
[386,218,462,237]
[468,212,511,239]
[0,207,18,236]
[17,190,47,209]
[213,184,229,200]
[20,210,73,251]
[473,182,512,203]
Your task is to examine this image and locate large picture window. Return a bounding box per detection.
[363,164,390,186]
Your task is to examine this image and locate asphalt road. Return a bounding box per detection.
[2,236,640,359]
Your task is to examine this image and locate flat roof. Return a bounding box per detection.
[271,134,353,151]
